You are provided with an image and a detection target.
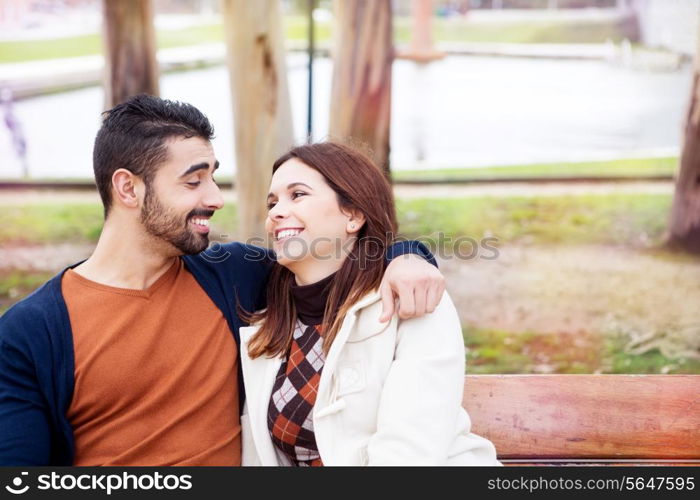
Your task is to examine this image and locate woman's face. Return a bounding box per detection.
[266,159,363,277]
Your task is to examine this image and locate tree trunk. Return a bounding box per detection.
[221,0,294,241]
[329,0,393,176]
[668,36,700,252]
[397,0,444,63]
[102,0,159,108]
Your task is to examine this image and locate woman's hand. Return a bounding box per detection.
[379,254,446,322]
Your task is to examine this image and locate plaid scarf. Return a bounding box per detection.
[267,320,325,466]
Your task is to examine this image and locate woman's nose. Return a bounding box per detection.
[268,209,283,224]
[268,200,289,220]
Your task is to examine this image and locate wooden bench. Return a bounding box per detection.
[462,375,700,465]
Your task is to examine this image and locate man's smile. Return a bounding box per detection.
[189,217,211,234]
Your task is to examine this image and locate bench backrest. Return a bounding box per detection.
[462,374,700,465]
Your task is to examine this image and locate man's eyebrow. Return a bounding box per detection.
[179,160,219,177]
[267,182,313,200]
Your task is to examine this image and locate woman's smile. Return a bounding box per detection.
[274,227,305,241]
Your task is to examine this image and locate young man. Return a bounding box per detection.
[0,95,444,466]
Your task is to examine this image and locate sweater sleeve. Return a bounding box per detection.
[0,314,52,466]
[386,240,437,267]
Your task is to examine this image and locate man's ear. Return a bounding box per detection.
[112,169,142,210]
[345,209,366,234]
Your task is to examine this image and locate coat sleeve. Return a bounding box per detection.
[0,321,52,465]
[365,292,490,465]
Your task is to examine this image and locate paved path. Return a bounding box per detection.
[0,180,675,206]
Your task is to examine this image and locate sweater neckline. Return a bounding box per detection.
[291,272,336,325]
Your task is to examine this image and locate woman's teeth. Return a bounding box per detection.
[276,229,302,240]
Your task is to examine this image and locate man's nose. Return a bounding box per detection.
[204,181,224,210]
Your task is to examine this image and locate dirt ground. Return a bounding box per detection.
[3,239,698,361]
[439,244,700,360]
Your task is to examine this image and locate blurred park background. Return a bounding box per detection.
[1,0,700,375]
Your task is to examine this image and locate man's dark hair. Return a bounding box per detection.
[93,94,215,217]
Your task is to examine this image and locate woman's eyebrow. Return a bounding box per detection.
[286,182,312,190]
[267,182,313,200]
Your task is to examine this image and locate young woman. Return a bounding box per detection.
[239,142,499,466]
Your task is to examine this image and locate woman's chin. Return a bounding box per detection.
[273,237,308,262]
[274,254,297,268]
[273,249,305,270]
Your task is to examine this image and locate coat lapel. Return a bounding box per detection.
[239,326,284,465]
[316,291,385,412]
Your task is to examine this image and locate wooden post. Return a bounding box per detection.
[329,0,393,176]
[398,0,444,63]
[221,0,294,241]
[668,29,700,253]
[102,0,159,108]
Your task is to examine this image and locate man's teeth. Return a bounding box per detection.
[277,229,302,240]
[191,218,210,227]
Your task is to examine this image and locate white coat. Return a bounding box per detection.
[239,290,500,466]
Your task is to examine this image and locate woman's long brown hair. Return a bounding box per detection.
[244,142,398,359]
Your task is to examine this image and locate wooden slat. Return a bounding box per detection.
[462,375,700,460]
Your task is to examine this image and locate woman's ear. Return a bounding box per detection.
[112,169,142,210]
[346,210,366,234]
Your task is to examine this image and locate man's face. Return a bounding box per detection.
[140,136,223,255]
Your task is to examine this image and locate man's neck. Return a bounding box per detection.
[73,219,179,290]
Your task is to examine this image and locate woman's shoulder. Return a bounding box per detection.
[395,291,460,329]
[348,289,461,344]
[392,291,463,356]
[350,289,459,322]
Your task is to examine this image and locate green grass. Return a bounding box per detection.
[391,157,678,182]
[5,157,678,185]
[0,34,102,63]
[464,326,700,374]
[0,203,105,245]
[397,193,672,248]
[0,202,239,246]
[395,17,626,44]
[608,346,700,374]
[0,18,312,63]
[0,270,53,315]
[0,193,673,248]
[0,15,625,63]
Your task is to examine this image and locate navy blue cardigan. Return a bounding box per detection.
[0,241,435,465]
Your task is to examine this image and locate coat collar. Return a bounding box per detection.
[239,289,387,343]
[239,289,397,464]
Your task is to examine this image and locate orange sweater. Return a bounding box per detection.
[62,259,240,465]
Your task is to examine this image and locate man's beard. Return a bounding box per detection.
[140,187,212,255]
